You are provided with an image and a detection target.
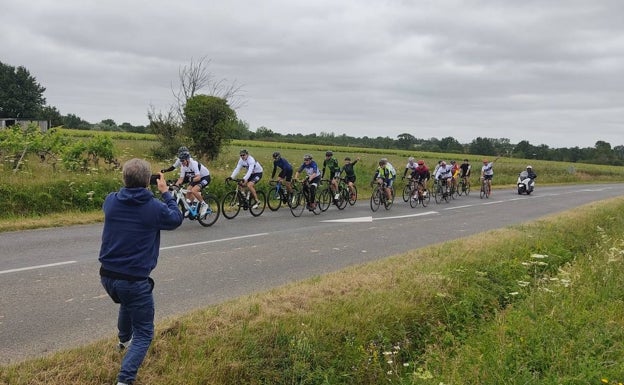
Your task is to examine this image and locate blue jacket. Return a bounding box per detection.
[99,187,183,279]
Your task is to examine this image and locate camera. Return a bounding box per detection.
[149,174,160,186]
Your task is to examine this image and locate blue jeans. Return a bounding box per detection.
[101,277,155,385]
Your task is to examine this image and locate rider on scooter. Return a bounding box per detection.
[519,165,537,193]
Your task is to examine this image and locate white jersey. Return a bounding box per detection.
[231,155,263,181]
[481,161,494,176]
[435,164,453,180]
[180,157,209,179]
[405,161,417,173]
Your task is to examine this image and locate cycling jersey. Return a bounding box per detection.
[435,165,453,180]
[298,160,320,179]
[412,165,430,181]
[179,157,209,180]
[481,162,494,176]
[403,161,418,177]
[271,157,293,179]
[231,155,263,181]
[460,163,471,178]
[322,157,340,178]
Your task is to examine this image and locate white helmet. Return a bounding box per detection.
[526,165,533,169]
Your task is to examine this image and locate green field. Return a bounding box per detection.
[0,131,623,232]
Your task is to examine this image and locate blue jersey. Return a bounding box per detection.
[298,160,320,177]
[272,157,293,178]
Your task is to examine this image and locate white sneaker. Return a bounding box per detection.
[252,203,259,209]
[199,201,208,216]
[117,338,132,352]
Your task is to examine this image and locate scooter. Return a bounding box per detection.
[517,171,535,195]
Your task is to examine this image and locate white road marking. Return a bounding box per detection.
[160,232,270,250]
[0,260,77,275]
[322,211,438,223]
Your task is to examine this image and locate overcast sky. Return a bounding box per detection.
[4,0,623,148]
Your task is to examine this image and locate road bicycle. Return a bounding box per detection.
[457,176,471,196]
[402,177,417,202]
[290,179,321,217]
[318,179,342,212]
[221,178,266,219]
[433,178,451,204]
[267,179,298,211]
[337,177,357,209]
[409,179,430,208]
[480,177,491,199]
[370,180,393,212]
[167,181,220,227]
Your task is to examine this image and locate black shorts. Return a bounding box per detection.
[344,175,356,184]
[279,169,293,182]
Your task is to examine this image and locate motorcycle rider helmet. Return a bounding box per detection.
[272,151,281,159]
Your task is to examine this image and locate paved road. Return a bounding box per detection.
[1,183,623,364]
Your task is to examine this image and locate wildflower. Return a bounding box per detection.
[531,253,548,259]
[387,360,393,364]
[509,292,519,296]
[517,281,530,287]
[403,363,409,367]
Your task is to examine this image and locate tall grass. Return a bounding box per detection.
[2,198,624,384]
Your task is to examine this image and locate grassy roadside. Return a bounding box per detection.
[2,197,624,384]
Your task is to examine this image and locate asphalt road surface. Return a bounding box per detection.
[1,183,623,364]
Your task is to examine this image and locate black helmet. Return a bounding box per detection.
[178,151,190,161]
[344,157,351,161]
[303,154,312,161]
[240,149,248,155]
[272,151,281,159]
[325,151,333,157]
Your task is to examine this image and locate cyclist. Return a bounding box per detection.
[372,158,395,203]
[411,160,430,199]
[270,151,294,200]
[161,146,190,173]
[434,160,453,194]
[402,156,418,180]
[294,154,321,210]
[340,156,360,200]
[227,149,263,209]
[171,151,211,216]
[322,150,341,203]
[480,156,501,194]
[459,159,471,190]
[450,160,460,192]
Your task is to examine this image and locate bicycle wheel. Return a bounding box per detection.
[402,183,411,202]
[485,183,491,198]
[384,193,393,210]
[337,187,348,210]
[464,181,471,196]
[319,188,332,212]
[409,188,419,208]
[290,191,305,217]
[221,191,241,219]
[434,185,442,204]
[370,189,382,212]
[421,189,430,207]
[457,181,464,196]
[249,190,266,216]
[480,182,486,199]
[198,194,220,227]
[267,187,282,211]
[348,185,358,205]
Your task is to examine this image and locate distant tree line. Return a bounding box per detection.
[2,60,622,166]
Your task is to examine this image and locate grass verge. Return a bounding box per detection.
[2,198,624,384]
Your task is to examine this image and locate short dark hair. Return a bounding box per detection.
[123,158,151,188]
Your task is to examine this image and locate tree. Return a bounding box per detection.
[62,113,92,130]
[439,136,464,153]
[0,61,46,118]
[468,137,497,156]
[184,95,237,160]
[396,133,416,150]
[172,56,245,121]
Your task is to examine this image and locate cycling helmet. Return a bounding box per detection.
[451,160,456,164]
[408,156,415,162]
[325,151,333,157]
[178,151,190,161]
[344,157,351,161]
[526,165,533,169]
[272,151,281,159]
[482,159,489,164]
[240,149,248,155]
[440,161,447,166]
[417,160,424,165]
[177,146,188,153]
[303,154,312,161]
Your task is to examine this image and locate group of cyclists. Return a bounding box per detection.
[160,146,513,218]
